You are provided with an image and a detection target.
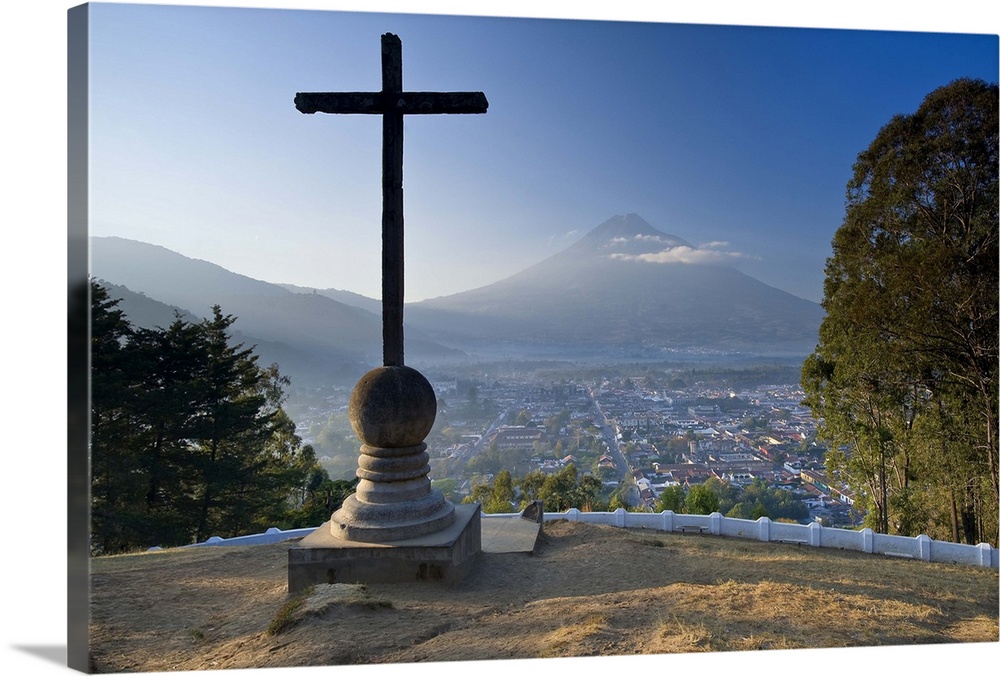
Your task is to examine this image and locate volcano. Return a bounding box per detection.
[406,214,824,357]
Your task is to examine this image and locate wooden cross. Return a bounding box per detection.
[295,32,488,367]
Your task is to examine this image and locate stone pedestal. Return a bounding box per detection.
[329,440,455,542]
[288,502,480,592]
[287,365,480,591]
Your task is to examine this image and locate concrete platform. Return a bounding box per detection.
[287,503,481,593]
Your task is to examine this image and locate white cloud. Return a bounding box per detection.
[605,234,672,247]
[610,245,754,265]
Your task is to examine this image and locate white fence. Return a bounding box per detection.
[181,510,998,569]
[524,509,998,568]
[163,526,317,550]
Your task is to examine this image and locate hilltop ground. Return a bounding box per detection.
[88,520,998,672]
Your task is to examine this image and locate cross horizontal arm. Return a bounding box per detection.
[295,92,380,114]
[295,91,488,115]
[395,92,488,114]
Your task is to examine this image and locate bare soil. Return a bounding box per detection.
[88,520,999,672]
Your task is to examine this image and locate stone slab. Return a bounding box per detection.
[480,515,543,554]
[287,502,481,593]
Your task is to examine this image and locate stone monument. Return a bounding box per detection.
[287,33,488,591]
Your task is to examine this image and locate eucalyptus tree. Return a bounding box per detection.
[803,78,998,544]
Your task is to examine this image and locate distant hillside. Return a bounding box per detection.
[408,214,824,358]
[90,237,466,388]
[91,279,201,330]
[277,283,382,316]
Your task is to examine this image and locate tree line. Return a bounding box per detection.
[655,476,808,522]
[464,465,607,514]
[802,78,998,545]
[466,465,808,522]
[90,281,352,555]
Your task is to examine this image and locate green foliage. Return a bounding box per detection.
[465,463,607,513]
[431,478,459,502]
[535,466,577,512]
[655,478,808,522]
[608,494,627,511]
[484,470,516,513]
[266,588,312,636]
[656,485,686,512]
[685,484,720,515]
[722,479,808,522]
[802,79,999,544]
[90,281,331,554]
[463,482,494,509]
[284,459,358,530]
[515,470,547,507]
[466,442,533,478]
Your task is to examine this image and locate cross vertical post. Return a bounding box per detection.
[381,34,404,366]
[294,32,488,367]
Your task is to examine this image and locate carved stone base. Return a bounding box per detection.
[330,491,455,543]
[287,503,481,592]
[328,439,456,543]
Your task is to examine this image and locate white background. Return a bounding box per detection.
[2,2,998,676]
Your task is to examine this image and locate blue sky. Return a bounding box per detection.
[83,1,998,304]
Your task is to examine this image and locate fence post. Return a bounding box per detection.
[566,508,580,522]
[710,512,723,535]
[614,507,627,527]
[916,534,932,562]
[977,542,993,567]
[808,521,821,547]
[757,516,771,542]
[661,510,674,533]
[861,528,874,554]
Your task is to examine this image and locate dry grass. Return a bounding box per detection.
[87,520,999,672]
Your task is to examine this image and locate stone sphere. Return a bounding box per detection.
[348,365,437,448]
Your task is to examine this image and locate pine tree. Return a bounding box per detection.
[89,284,325,552]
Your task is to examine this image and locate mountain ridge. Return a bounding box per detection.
[90,214,823,379]
[89,237,467,387]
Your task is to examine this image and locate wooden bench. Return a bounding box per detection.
[675,525,709,535]
[882,551,915,559]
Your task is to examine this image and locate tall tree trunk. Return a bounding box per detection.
[960,483,978,544]
[949,490,960,543]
